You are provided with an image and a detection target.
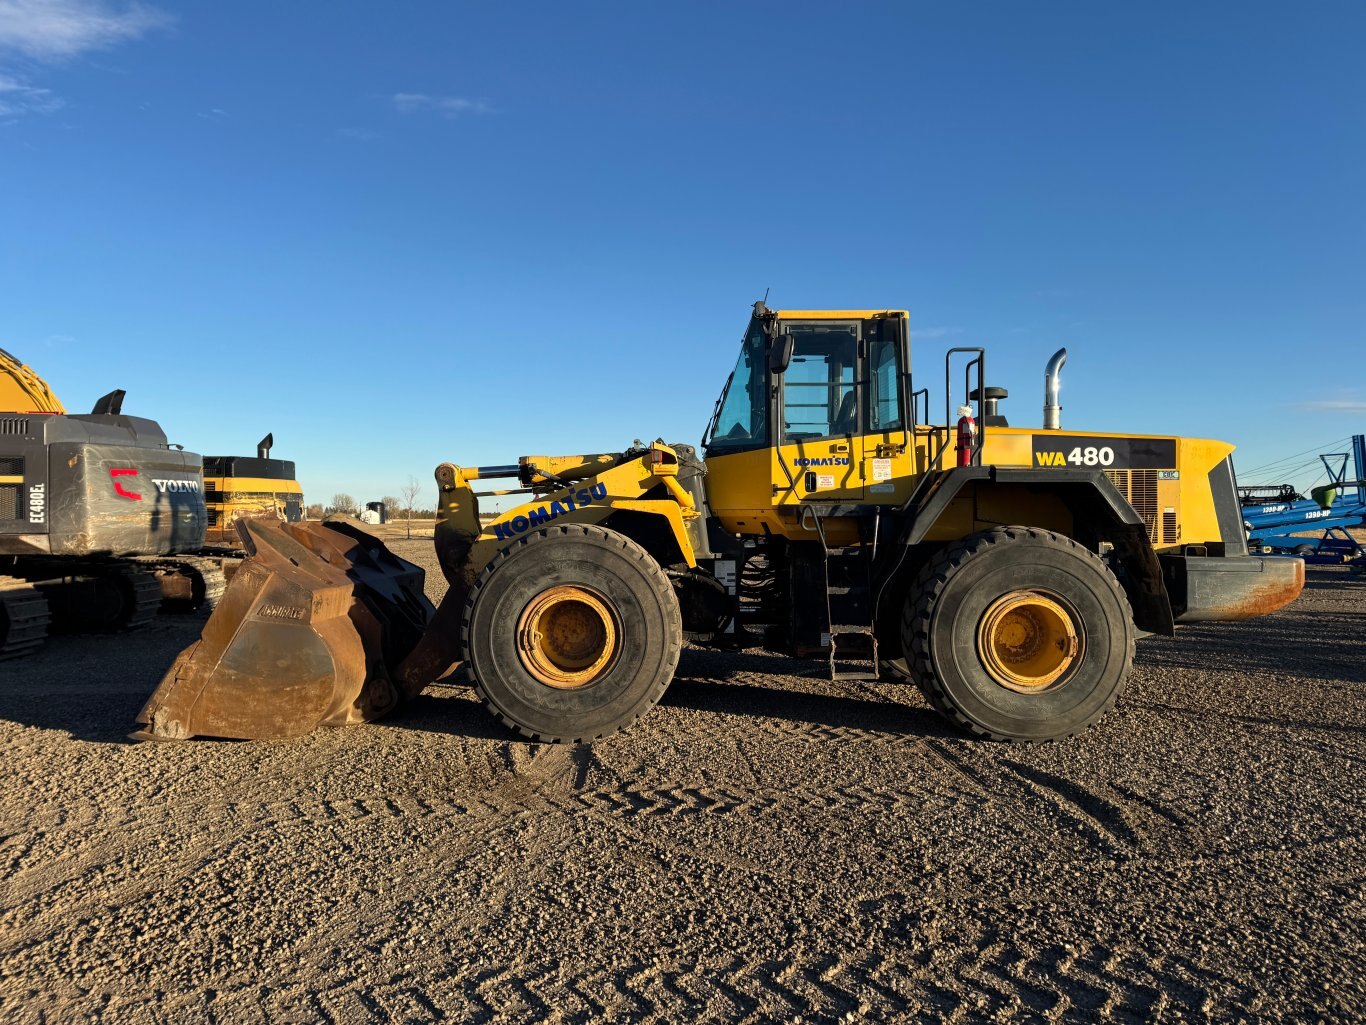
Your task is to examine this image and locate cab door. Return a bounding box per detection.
[774,320,863,503]
[861,314,913,506]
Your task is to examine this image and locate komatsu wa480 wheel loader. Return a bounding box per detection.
[137,305,1303,744]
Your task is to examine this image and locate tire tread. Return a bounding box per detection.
[902,526,1136,743]
[461,522,682,743]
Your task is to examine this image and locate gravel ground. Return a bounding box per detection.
[0,541,1362,1024]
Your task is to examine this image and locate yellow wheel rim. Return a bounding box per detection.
[976,590,1083,693]
[517,586,619,689]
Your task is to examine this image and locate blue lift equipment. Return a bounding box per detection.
[1241,434,1365,566]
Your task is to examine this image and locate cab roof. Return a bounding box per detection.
[774,309,909,320]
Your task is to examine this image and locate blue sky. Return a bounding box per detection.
[2,1,1363,506]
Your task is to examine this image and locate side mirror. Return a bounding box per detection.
[769,333,794,374]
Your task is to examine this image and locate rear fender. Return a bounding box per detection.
[897,467,1175,635]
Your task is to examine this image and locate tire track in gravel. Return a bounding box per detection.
[566,732,990,836]
[0,744,587,984]
[3,744,605,1023]
[923,743,1208,861]
[0,824,277,978]
[0,798,199,943]
[247,742,597,984]
[137,933,1264,1025]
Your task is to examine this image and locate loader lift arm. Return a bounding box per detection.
[399,441,700,696]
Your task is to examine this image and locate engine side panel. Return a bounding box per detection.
[46,441,206,556]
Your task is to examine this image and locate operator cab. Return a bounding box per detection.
[703,303,913,517]
[704,304,909,451]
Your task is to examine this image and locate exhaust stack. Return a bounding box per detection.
[257,433,273,459]
[1043,348,1068,430]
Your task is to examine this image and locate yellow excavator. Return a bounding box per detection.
[137,305,1303,743]
[0,349,300,657]
[0,348,65,415]
[201,434,305,547]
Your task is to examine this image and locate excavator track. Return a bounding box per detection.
[0,576,51,660]
[134,555,229,615]
[34,566,162,635]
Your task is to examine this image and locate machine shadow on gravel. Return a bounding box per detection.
[382,686,533,743]
[0,689,147,744]
[0,627,194,743]
[663,647,961,741]
[383,647,962,744]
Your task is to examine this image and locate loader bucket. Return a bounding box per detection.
[134,515,435,741]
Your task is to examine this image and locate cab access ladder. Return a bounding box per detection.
[799,506,879,681]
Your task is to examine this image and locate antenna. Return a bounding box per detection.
[762,287,771,304]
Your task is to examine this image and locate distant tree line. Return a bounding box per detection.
[309,479,435,533]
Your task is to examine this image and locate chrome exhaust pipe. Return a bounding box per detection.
[257,433,273,459]
[1043,348,1067,430]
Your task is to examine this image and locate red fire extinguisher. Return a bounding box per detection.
[956,405,977,467]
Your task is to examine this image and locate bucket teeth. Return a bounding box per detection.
[135,516,435,741]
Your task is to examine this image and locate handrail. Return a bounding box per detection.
[939,347,986,467]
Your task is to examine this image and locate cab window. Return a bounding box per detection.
[706,321,770,452]
[782,323,858,441]
[868,328,903,431]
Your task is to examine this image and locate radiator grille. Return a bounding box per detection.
[1104,469,1179,545]
[0,456,22,475]
[0,418,30,436]
[0,484,17,520]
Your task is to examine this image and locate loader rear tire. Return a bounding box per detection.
[462,523,682,743]
[902,527,1134,743]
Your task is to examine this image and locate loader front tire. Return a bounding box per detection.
[462,523,682,743]
[903,527,1134,743]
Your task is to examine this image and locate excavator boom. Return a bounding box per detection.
[1,347,65,414]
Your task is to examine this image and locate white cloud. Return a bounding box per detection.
[0,72,62,116]
[0,2,165,122]
[0,0,165,59]
[392,92,492,118]
[1299,399,1366,413]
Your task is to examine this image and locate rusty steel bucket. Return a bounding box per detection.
[134,515,435,741]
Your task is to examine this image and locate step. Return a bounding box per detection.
[829,630,879,682]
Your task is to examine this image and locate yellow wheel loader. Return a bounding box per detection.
[136,305,1304,743]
